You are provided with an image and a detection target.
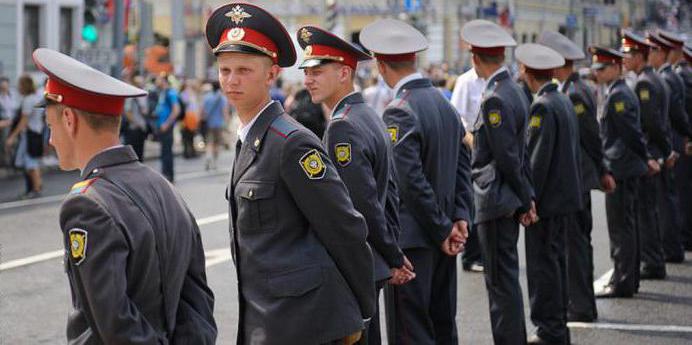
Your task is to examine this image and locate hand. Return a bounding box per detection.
[600,173,616,193]
[647,159,661,176]
[665,151,679,169]
[441,226,465,256]
[453,220,469,243]
[518,201,538,227]
[160,122,171,133]
[389,256,416,285]
[5,135,16,149]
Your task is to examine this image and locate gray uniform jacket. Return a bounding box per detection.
[322,92,404,282]
[227,102,375,344]
[598,79,648,180]
[382,78,473,249]
[527,82,583,217]
[60,146,217,345]
[471,69,534,224]
[635,66,673,160]
[660,64,692,144]
[561,73,605,191]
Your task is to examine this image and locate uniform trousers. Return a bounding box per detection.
[605,177,640,295]
[566,193,597,320]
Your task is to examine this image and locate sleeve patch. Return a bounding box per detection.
[529,115,542,128]
[387,125,399,143]
[574,103,585,115]
[614,101,625,113]
[68,228,88,265]
[299,149,326,180]
[639,89,650,101]
[334,143,352,167]
[487,110,502,128]
[69,178,98,195]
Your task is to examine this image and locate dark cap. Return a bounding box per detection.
[296,26,371,70]
[621,30,655,54]
[657,30,685,49]
[588,46,625,69]
[205,3,296,67]
[647,31,675,51]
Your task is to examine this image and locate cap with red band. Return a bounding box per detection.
[32,48,146,116]
[205,3,296,67]
[360,19,428,62]
[620,30,655,54]
[647,32,675,51]
[588,45,625,69]
[461,20,516,57]
[658,30,685,49]
[296,26,371,70]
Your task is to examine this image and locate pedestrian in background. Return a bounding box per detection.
[200,80,228,170]
[5,74,44,198]
[154,73,180,182]
[0,76,18,166]
[123,74,148,161]
[179,79,200,159]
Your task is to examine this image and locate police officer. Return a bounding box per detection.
[648,31,691,263]
[297,25,414,344]
[590,46,651,298]
[515,44,582,345]
[34,48,217,344]
[361,18,473,345]
[538,30,607,322]
[205,4,374,344]
[678,46,692,250]
[621,30,672,280]
[461,19,536,345]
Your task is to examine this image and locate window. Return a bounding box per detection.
[23,5,41,71]
[59,7,74,55]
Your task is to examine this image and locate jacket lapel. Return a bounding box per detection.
[232,102,284,185]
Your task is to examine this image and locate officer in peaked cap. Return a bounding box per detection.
[621,30,673,281]
[679,45,692,251]
[589,45,650,298]
[34,48,217,344]
[297,24,414,345]
[538,30,606,323]
[648,31,691,264]
[516,43,582,345]
[206,4,375,345]
[461,19,535,345]
[361,18,473,345]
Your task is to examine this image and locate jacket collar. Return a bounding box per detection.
[82,145,139,179]
[395,77,432,98]
[233,101,285,184]
[537,82,558,97]
[331,91,364,117]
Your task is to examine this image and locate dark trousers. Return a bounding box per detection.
[360,280,386,345]
[388,247,457,345]
[605,177,640,295]
[638,174,666,272]
[124,128,146,162]
[478,217,527,345]
[462,224,483,266]
[660,166,684,260]
[159,129,174,182]
[676,153,692,250]
[567,193,597,320]
[526,216,569,344]
[181,128,197,158]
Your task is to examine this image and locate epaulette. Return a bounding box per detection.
[269,115,300,139]
[332,105,352,120]
[69,178,98,195]
[387,90,412,109]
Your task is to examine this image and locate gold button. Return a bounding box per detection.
[254,138,260,148]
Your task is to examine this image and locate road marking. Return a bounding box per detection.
[0,170,228,211]
[205,248,232,268]
[0,213,228,272]
[569,321,692,333]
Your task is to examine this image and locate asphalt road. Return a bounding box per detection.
[1,150,690,344]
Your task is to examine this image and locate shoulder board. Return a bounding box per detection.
[332,105,352,120]
[69,178,98,195]
[269,116,299,139]
[387,91,412,109]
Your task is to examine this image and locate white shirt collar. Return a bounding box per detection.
[237,101,275,143]
[330,91,358,118]
[392,72,423,97]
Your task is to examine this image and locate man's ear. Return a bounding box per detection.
[268,64,282,86]
[62,107,78,138]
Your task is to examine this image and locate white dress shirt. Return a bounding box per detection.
[450,68,487,129]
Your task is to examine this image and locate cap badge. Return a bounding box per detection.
[225,5,252,25]
[227,27,245,42]
[301,28,312,43]
[304,45,313,57]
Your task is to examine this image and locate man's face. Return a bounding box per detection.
[623,52,643,73]
[303,62,342,105]
[45,105,77,171]
[593,64,620,85]
[648,49,666,67]
[217,52,277,110]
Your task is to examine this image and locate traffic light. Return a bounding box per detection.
[82,0,108,43]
